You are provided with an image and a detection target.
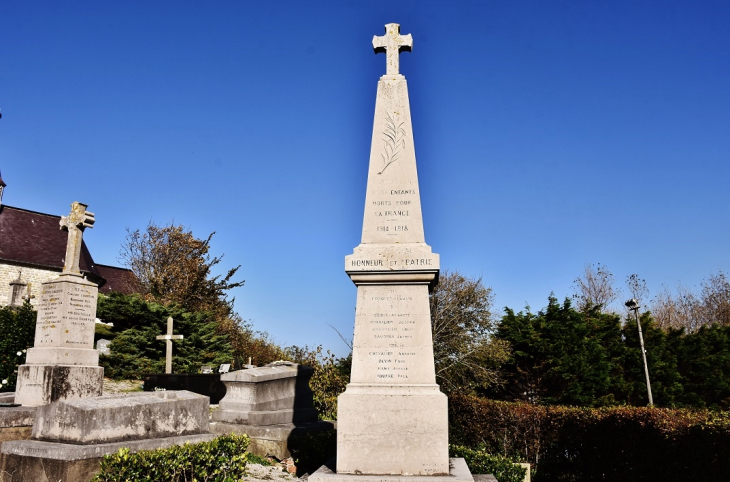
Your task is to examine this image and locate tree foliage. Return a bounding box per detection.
[430,271,510,394]
[97,293,233,379]
[494,294,730,409]
[120,222,244,321]
[651,271,730,332]
[0,303,36,391]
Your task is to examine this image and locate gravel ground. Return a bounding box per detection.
[243,463,297,482]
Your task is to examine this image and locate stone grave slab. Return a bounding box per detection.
[0,390,216,481]
[210,361,332,459]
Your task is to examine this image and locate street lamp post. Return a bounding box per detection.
[626,298,653,406]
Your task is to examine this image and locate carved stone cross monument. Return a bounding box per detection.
[308,24,473,482]
[15,201,103,406]
[372,23,412,76]
[156,317,183,374]
[59,201,95,275]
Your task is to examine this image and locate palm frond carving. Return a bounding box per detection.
[378,112,406,175]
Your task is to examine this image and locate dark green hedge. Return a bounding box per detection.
[450,394,730,482]
[0,303,36,392]
[91,434,249,482]
[450,445,526,482]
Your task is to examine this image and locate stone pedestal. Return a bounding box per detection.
[15,275,103,407]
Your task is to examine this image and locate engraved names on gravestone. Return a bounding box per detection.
[156,317,183,374]
[14,202,104,406]
[333,24,452,478]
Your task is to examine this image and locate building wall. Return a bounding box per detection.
[0,263,61,307]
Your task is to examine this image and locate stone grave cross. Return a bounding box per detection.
[372,23,412,76]
[156,317,183,374]
[59,201,95,275]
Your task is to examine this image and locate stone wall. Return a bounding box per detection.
[0,263,60,307]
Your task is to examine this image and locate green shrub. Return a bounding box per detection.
[450,394,730,482]
[450,445,526,482]
[0,303,36,392]
[92,434,249,482]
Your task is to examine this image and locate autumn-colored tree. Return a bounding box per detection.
[430,271,510,394]
[120,222,244,321]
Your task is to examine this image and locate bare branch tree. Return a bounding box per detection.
[626,273,650,307]
[572,263,620,312]
[430,271,510,393]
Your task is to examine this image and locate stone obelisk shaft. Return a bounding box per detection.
[337,24,447,477]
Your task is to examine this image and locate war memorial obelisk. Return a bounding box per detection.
[311,24,472,481]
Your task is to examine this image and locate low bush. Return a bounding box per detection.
[450,394,730,482]
[92,434,249,482]
[450,445,526,482]
[0,303,36,392]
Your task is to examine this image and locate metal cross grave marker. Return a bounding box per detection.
[372,23,413,76]
[156,317,184,374]
[59,201,95,275]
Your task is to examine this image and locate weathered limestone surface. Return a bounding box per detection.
[210,361,330,459]
[310,458,474,482]
[0,391,215,482]
[32,391,209,444]
[14,202,104,407]
[212,362,318,425]
[331,24,452,478]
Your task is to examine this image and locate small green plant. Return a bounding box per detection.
[450,445,526,482]
[245,453,274,466]
[92,434,249,482]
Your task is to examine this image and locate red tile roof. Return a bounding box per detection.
[0,205,137,292]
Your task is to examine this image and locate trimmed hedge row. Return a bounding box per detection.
[91,434,250,482]
[449,394,730,482]
[450,445,526,482]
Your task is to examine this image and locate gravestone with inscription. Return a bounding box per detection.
[313,24,469,481]
[14,202,104,407]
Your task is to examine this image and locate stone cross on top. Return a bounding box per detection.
[59,201,95,275]
[156,317,183,374]
[372,23,412,76]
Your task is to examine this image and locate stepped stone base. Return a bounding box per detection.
[0,434,217,482]
[14,365,103,407]
[211,420,334,460]
[309,458,474,482]
[0,406,36,449]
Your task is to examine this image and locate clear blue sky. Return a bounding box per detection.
[2,1,728,357]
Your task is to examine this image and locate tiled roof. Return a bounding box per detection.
[0,205,137,292]
[96,263,139,294]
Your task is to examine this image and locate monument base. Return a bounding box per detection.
[0,405,36,448]
[14,365,103,407]
[337,386,448,475]
[210,420,334,460]
[309,458,474,482]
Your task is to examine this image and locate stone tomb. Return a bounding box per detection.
[310,24,472,482]
[0,391,215,481]
[15,202,103,407]
[211,361,333,459]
